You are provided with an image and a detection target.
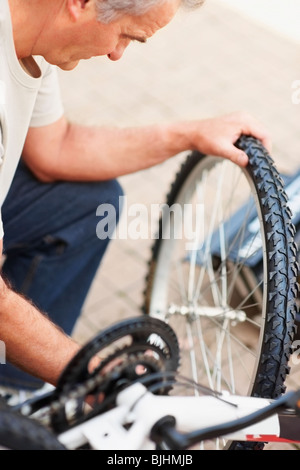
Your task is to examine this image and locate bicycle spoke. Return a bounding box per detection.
[186,321,200,395]
[195,315,214,390]
[194,161,226,302]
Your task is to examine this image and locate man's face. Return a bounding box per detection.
[44,1,180,70]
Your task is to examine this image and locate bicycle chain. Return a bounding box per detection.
[24,351,170,434]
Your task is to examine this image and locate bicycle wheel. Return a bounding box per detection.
[0,406,66,450]
[143,136,299,450]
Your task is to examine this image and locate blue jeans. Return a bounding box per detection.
[0,161,123,390]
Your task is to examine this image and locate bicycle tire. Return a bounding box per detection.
[143,135,299,450]
[0,407,66,450]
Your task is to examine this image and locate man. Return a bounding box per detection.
[0,0,271,398]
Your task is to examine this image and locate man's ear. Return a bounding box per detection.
[67,0,90,21]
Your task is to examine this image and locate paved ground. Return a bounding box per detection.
[57,0,300,450]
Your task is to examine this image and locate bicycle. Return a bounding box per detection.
[1,136,299,450]
[5,316,300,451]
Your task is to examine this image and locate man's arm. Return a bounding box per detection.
[0,242,80,385]
[22,112,271,183]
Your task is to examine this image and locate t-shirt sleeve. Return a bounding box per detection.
[29,62,64,128]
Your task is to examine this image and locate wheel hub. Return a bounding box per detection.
[167,303,246,323]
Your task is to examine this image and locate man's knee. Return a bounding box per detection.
[95,179,125,241]
[73,178,124,218]
[102,179,124,221]
[48,178,124,248]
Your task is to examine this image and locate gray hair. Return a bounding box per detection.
[95,0,205,24]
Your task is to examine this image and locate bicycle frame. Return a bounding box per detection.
[57,383,300,450]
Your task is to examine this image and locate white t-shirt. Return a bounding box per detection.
[0,0,64,238]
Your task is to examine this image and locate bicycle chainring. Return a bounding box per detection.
[50,317,180,432]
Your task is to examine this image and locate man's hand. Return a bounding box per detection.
[186,111,272,167]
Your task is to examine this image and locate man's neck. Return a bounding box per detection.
[8,0,63,59]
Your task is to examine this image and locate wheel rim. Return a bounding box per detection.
[148,156,268,447]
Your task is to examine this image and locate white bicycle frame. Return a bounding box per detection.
[57,383,299,450]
